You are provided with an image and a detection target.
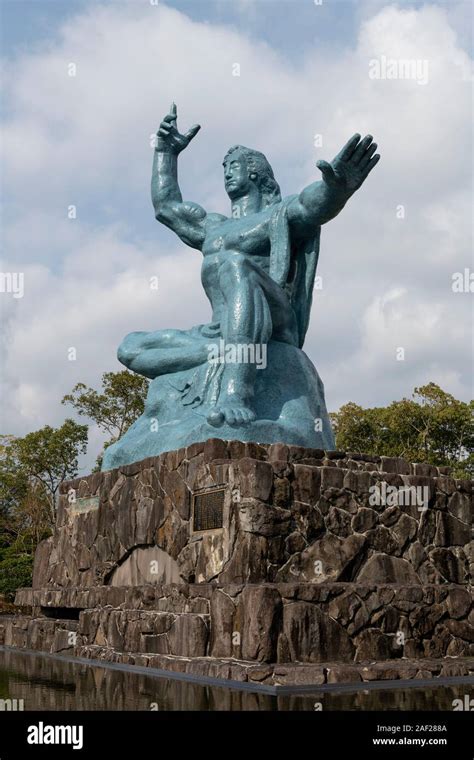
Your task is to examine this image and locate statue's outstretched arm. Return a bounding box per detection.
[151,103,207,250]
[288,134,380,235]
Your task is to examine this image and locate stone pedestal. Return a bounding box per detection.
[2,440,473,689]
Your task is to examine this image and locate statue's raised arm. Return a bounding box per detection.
[288,133,380,236]
[151,103,206,249]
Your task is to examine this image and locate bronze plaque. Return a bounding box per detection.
[193,488,225,531]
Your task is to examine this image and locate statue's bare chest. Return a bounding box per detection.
[203,213,271,257]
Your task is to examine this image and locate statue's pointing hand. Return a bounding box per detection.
[156,103,201,154]
[316,134,380,197]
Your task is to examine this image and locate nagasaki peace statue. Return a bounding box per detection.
[102,104,379,470]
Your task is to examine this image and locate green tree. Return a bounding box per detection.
[0,435,28,517]
[62,370,148,455]
[331,383,473,477]
[13,420,88,512]
[0,421,87,600]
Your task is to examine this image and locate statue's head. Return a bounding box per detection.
[223,145,281,207]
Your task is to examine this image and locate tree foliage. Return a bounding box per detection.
[0,421,87,600]
[330,383,473,477]
[12,420,88,499]
[62,370,148,444]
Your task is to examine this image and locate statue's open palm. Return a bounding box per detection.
[317,134,380,197]
[156,103,201,154]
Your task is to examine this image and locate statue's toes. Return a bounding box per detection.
[241,407,256,424]
[207,409,225,427]
[234,409,248,426]
[208,404,255,427]
[226,408,240,426]
[227,407,255,426]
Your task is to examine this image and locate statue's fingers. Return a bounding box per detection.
[351,135,373,165]
[336,133,361,161]
[316,159,331,172]
[316,159,336,184]
[185,124,201,141]
[158,127,170,136]
[359,143,377,168]
[163,103,177,126]
[362,153,380,177]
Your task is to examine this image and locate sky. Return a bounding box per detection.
[0,0,472,470]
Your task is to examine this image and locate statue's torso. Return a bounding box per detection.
[200,206,275,314]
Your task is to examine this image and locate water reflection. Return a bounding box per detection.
[0,649,466,711]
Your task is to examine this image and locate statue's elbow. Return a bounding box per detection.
[154,203,172,225]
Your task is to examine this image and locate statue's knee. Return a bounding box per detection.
[117,343,132,367]
[117,344,135,366]
[159,329,176,342]
[117,331,144,365]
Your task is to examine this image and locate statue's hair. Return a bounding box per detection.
[223,145,281,207]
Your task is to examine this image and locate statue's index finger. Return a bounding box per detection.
[337,133,361,160]
[167,102,177,125]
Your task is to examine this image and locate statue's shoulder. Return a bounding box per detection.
[267,195,298,217]
[281,193,298,207]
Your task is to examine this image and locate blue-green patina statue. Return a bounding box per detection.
[102,104,380,470]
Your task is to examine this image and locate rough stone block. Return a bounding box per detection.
[238,458,274,501]
[380,457,411,475]
[356,554,421,584]
[280,602,354,663]
[239,586,282,661]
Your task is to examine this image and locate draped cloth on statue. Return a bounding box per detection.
[268,194,321,349]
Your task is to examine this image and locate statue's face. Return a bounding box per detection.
[223,153,253,199]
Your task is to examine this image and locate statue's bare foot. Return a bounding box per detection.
[207,400,256,427]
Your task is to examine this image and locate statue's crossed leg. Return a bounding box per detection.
[207,253,299,427]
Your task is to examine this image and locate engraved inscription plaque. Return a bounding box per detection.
[193,488,225,531]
